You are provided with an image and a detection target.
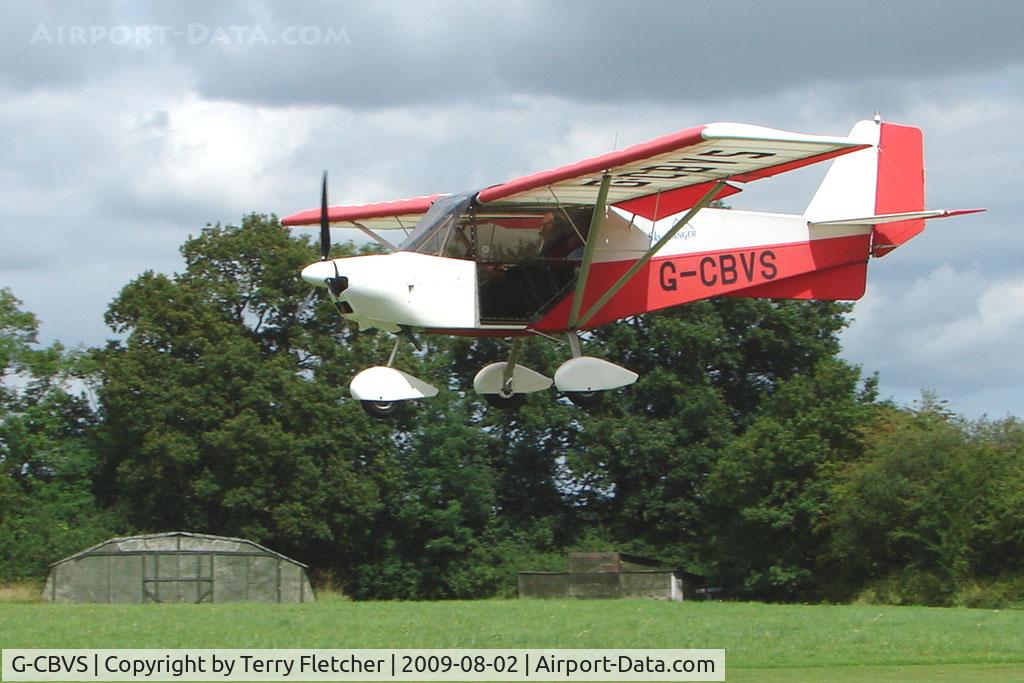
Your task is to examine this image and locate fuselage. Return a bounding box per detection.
[301,206,873,334]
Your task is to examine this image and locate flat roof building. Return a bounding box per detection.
[518,552,703,601]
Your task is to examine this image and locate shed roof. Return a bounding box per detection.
[49,531,308,568]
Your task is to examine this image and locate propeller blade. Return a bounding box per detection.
[320,170,330,260]
[314,172,353,318]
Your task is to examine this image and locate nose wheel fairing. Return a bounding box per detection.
[349,366,440,402]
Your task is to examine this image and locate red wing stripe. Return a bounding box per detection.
[612,182,743,220]
[281,194,443,227]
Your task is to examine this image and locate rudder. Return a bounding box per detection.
[872,122,925,256]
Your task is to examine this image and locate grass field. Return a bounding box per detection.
[2,595,1023,681]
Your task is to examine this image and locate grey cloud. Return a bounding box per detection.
[1,2,151,90]
[167,0,1024,108]
[7,1,1023,110]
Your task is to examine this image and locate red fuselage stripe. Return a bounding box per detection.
[531,233,871,331]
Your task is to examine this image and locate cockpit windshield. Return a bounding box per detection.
[401,192,592,263]
[399,191,476,255]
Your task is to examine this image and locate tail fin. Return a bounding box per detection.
[805,119,926,257]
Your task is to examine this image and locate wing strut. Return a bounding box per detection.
[351,222,398,252]
[567,172,613,330]
[575,180,728,329]
[547,186,587,242]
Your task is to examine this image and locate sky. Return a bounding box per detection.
[1,0,1020,417]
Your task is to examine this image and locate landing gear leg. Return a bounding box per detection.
[474,337,552,408]
[567,332,583,359]
[563,332,602,408]
[485,339,528,409]
[500,338,524,395]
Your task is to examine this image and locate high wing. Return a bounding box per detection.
[281,194,443,231]
[281,123,869,232]
[476,123,869,217]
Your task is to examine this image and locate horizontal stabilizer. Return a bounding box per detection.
[809,208,985,228]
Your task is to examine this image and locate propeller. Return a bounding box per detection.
[319,170,331,260]
[316,171,350,303]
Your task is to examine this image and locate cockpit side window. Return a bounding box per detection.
[473,207,592,264]
[472,206,594,324]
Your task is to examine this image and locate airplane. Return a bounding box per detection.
[282,116,983,418]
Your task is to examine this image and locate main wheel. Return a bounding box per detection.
[565,390,602,408]
[361,400,401,419]
[483,392,527,410]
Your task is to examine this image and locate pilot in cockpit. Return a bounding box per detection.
[538,211,585,260]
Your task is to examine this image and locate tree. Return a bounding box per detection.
[545,299,858,572]
[88,214,879,599]
[94,216,391,573]
[94,216,526,596]
[0,288,123,580]
[824,405,1024,605]
[1,288,38,409]
[704,359,875,600]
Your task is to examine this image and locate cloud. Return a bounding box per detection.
[842,264,1024,416]
[183,1,1022,109]
[8,2,1023,108]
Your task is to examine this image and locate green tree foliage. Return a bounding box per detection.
[704,359,876,599]
[0,288,38,411]
[93,216,519,597]
[554,299,856,573]
[0,289,124,579]
[824,403,1024,606]
[94,217,392,567]
[79,216,877,598]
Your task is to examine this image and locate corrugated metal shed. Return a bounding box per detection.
[42,532,315,604]
[519,552,703,601]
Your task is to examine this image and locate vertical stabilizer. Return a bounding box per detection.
[804,119,882,223]
[805,119,926,257]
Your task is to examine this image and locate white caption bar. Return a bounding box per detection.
[2,649,724,681]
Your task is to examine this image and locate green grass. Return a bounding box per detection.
[2,599,1023,681]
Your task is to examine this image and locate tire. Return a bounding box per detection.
[566,390,602,408]
[483,393,527,410]
[361,400,401,419]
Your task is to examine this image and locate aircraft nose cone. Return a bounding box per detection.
[301,261,335,288]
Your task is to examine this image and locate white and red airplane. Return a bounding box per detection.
[283,116,982,418]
